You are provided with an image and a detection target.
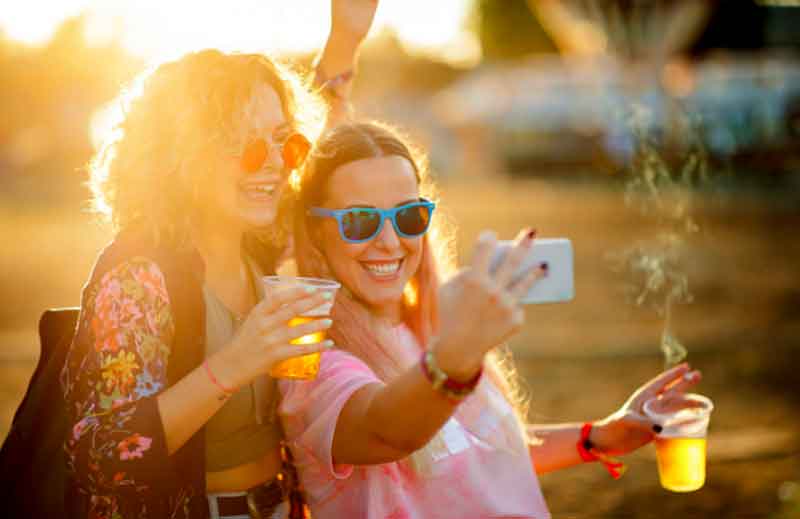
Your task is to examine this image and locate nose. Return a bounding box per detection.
[372,216,401,250]
[252,140,284,175]
[266,141,285,172]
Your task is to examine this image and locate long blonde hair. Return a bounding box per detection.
[89,49,325,252]
[292,121,531,441]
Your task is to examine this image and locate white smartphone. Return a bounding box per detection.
[489,238,575,304]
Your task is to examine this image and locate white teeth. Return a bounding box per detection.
[245,185,275,196]
[363,261,400,275]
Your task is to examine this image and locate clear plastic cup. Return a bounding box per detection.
[644,393,714,492]
[262,276,340,380]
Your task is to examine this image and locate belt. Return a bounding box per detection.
[208,478,287,519]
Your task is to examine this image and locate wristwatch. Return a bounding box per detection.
[420,349,483,402]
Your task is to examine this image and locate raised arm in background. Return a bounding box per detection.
[314,0,378,124]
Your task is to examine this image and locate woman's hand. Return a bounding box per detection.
[329,0,379,47]
[211,286,334,389]
[434,229,544,381]
[591,362,703,456]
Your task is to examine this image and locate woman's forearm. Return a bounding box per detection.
[315,32,362,124]
[368,365,461,449]
[332,360,465,465]
[317,31,361,80]
[527,423,589,474]
[157,353,240,456]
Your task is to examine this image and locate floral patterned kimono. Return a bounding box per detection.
[61,229,217,519]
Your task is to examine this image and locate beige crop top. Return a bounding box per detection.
[203,261,282,472]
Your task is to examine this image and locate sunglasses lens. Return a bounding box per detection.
[282,133,311,170]
[342,209,381,242]
[241,138,268,173]
[396,203,432,236]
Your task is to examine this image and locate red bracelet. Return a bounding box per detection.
[576,423,597,462]
[577,422,626,479]
[204,359,236,395]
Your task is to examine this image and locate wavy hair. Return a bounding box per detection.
[89,49,325,252]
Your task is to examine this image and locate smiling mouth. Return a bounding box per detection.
[240,182,280,201]
[254,185,276,196]
[361,259,404,278]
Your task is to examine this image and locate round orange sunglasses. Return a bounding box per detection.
[240,132,311,174]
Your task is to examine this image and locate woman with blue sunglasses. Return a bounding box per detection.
[278,121,703,519]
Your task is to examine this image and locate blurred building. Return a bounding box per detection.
[430,54,800,179]
[422,0,800,181]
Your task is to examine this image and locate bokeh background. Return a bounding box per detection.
[1,1,799,517]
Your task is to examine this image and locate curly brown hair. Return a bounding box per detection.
[89,49,325,248]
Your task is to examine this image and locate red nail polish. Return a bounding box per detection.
[527,229,537,240]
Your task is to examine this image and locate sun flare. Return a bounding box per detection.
[1,0,473,61]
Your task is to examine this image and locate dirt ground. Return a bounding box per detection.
[1,179,798,517]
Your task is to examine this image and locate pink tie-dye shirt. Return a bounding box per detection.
[278,327,551,519]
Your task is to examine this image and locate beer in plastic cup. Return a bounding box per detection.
[262,276,340,380]
[644,393,714,492]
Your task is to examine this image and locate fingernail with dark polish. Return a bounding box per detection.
[540,261,549,271]
[653,424,663,433]
[527,229,537,240]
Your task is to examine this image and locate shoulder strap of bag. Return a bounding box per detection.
[0,307,79,515]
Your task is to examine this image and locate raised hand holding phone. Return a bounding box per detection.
[434,229,546,380]
[490,238,575,304]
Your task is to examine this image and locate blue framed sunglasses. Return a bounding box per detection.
[309,199,436,244]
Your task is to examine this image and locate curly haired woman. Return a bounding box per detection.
[60,2,379,518]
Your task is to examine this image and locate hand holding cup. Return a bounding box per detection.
[211,284,335,388]
[263,276,341,380]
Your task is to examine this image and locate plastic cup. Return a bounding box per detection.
[262,276,340,380]
[644,393,714,492]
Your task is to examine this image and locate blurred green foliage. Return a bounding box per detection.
[472,0,557,61]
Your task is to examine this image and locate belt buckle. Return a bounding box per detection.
[246,476,288,519]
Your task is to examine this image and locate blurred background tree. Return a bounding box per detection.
[473,0,557,60]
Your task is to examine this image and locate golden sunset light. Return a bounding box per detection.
[0,0,474,61]
[2,2,800,518]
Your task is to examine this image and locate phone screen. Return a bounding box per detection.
[489,238,575,304]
